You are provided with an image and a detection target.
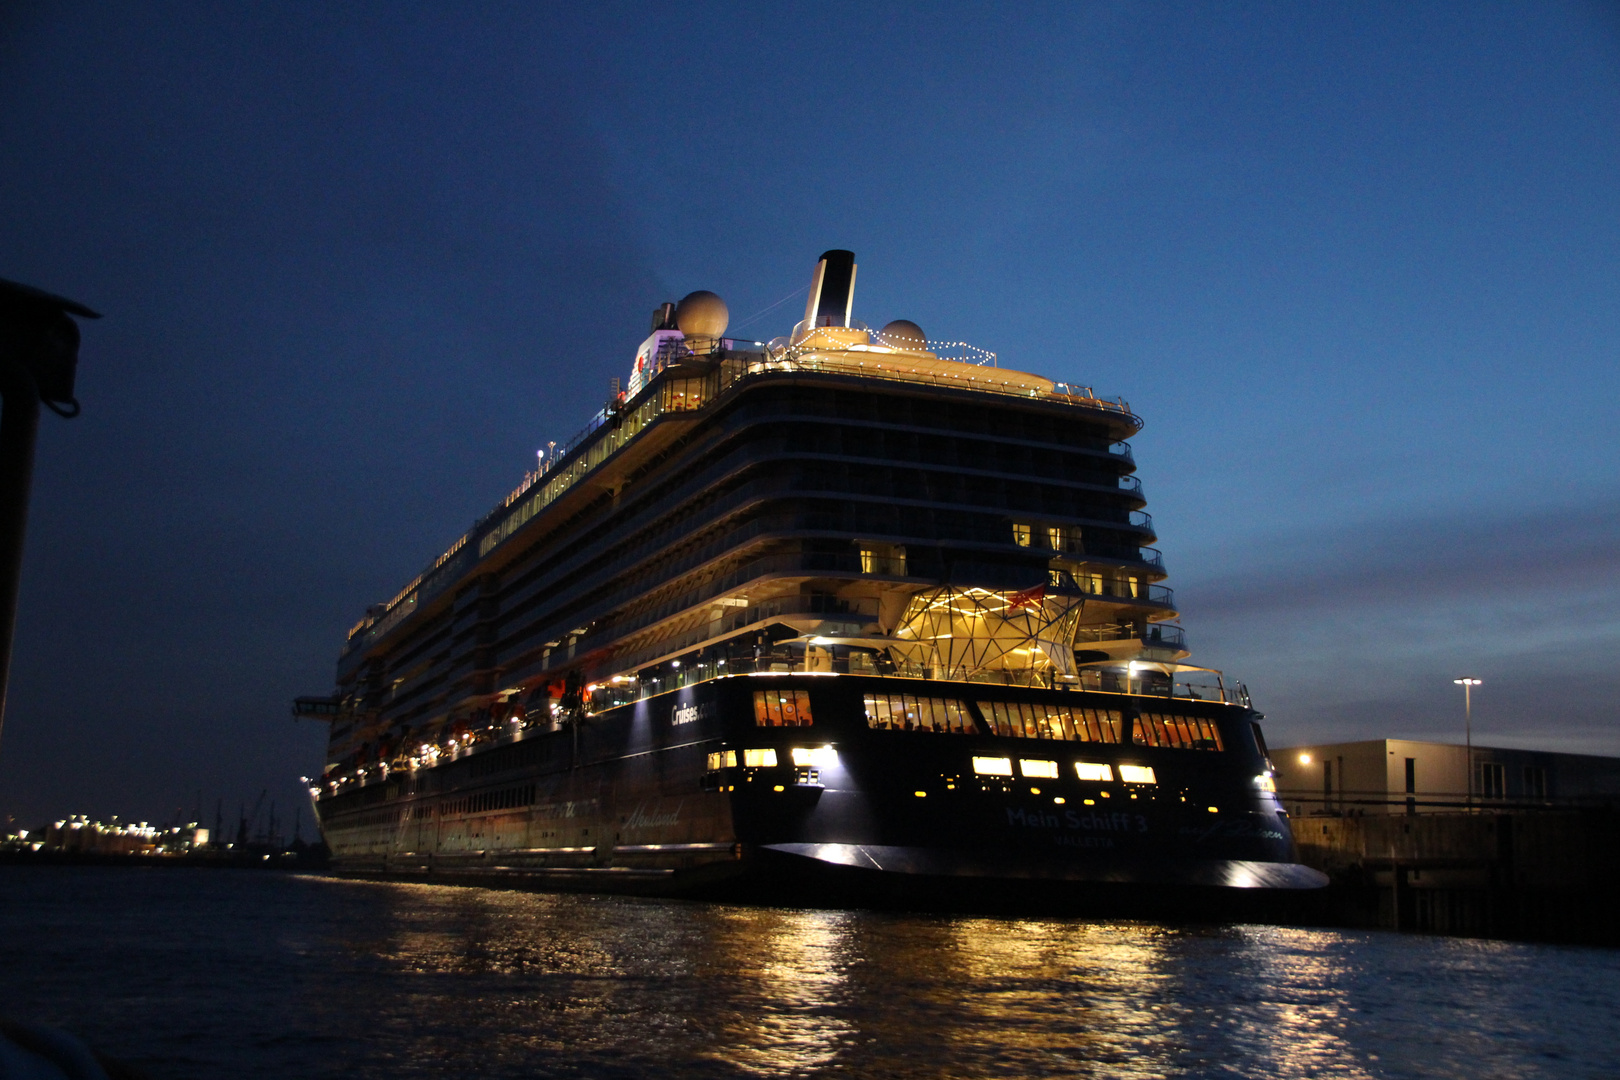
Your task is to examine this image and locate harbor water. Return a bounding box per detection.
[2,867,1616,1079]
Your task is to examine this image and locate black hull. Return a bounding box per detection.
[327,851,1325,923]
[315,675,1325,912]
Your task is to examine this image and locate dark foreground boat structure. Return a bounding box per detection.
[299,250,1325,910]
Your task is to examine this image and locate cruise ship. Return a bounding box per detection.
[298,250,1326,909]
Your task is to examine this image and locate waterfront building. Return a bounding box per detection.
[1273,739,1620,816]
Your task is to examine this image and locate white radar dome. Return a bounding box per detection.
[675,291,729,340]
[878,319,926,350]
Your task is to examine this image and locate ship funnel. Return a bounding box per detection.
[802,249,857,330]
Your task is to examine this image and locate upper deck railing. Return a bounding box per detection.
[344,340,1144,656]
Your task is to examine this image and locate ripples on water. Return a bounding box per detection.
[1,868,1616,1079]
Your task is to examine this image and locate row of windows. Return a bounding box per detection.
[328,808,403,830]
[982,702,1126,744]
[754,690,814,726]
[863,694,975,734]
[437,784,537,817]
[1134,712,1224,751]
[971,756,1158,784]
[763,691,1219,751]
[706,748,786,770]
[1476,763,1547,800]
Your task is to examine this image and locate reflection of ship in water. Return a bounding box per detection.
[298,249,1325,908]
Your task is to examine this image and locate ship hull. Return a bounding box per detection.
[315,675,1325,911]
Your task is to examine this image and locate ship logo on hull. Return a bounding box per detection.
[624,801,683,830]
[1007,806,1149,834]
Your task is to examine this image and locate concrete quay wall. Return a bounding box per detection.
[1292,810,1620,946]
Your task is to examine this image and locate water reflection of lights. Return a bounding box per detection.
[300,880,1591,1078]
[705,908,857,1075]
[1219,926,1378,1079]
[940,919,1182,1077]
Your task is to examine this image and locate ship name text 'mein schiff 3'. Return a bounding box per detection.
[297,250,1326,909]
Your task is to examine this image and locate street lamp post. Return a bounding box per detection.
[1454,678,1481,810]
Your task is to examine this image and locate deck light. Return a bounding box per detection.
[791,745,838,768]
[1298,753,1312,765]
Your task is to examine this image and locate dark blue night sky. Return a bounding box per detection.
[2,2,1616,827]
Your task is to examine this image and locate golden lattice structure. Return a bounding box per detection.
[889,585,1083,681]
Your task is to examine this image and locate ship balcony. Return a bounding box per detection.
[1046,546,1166,575]
[1049,572,1175,613]
[1073,623,1189,662]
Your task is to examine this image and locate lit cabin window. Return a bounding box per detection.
[754,690,813,726]
[1020,759,1059,779]
[972,756,1014,776]
[858,542,906,575]
[1012,523,1031,547]
[864,694,974,734]
[1118,765,1157,784]
[1133,712,1224,751]
[706,750,739,771]
[1074,762,1113,782]
[743,748,778,768]
[983,702,1122,743]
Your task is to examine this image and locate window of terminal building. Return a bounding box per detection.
[1477,762,1506,800]
[1524,765,1547,800]
[982,702,1123,743]
[1132,712,1224,751]
[754,690,813,727]
[864,693,974,734]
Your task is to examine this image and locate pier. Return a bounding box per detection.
[1294,809,1620,946]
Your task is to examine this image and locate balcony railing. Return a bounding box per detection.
[1075,624,1186,649]
[1049,571,1173,607]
